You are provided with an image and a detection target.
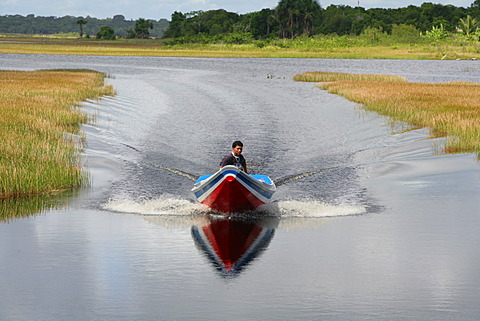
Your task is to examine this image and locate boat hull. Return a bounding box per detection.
[192,166,276,213]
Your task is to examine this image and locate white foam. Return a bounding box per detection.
[103,196,366,219]
[261,200,367,218]
[103,195,207,216]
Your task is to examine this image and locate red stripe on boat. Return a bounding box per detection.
[201,175,265,213]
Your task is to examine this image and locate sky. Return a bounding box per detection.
[0,0,475,20]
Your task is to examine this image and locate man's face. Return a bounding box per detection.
[232,145,243,156]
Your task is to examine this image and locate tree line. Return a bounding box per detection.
[164,0,480,42]
[0,14,168,38]
[1,0,479,41]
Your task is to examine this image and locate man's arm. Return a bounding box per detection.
[242,156,248,174]
[220,154,231,168]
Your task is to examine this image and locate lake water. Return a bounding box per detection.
[1,54,480,320]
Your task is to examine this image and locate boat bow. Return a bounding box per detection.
[192,166,276,213]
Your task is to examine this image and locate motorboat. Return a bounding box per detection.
[191,165,276,213]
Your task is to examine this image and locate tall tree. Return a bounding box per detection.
[320,5,356,35]
[96,26,115,40]
[76,17,87,38]
[242,9,277,39]
[134,18,153,38]
[275,0,321,38]
[163,11,186,38]
[470,0,480,17]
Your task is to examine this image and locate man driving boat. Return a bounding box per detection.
[220,141,248,174]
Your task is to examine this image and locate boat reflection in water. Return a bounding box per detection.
[191,215,278,278]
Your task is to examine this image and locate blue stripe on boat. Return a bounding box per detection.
[194,170,274,200]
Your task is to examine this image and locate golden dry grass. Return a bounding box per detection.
[293,71,407,82]
[0,70,114,198]
[294,71,480,154]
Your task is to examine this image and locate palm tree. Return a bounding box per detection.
[275,0,321,38]
[458,15,479,36]
[76,18,87,38]
[266,12,276,35]
[134,18,154,39]
[304,11,314,35]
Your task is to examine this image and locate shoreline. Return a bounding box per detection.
[294,71,480,155]
[1,35,480,60]
[0,70,114,200]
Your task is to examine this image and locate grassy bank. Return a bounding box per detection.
[0,70,114,199]
[294,71,480,154]
[294,72,407,82]
[1,34,480,59]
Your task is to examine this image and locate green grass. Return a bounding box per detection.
[0,70,114,199]
[293,71,407,82]
[1,34,480,60]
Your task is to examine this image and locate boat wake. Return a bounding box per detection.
[103,194,205,216]
[102,195,366,219]
[263,200,367,218]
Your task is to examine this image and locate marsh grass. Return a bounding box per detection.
[293,72,407,82]
[295,71,480,154]
[1,35,480,60]
[0,70,114,199]
[0,42,445,59]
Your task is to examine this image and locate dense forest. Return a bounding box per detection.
[164,0,480,42]
[0,14,169,37]
[1,0,480,40]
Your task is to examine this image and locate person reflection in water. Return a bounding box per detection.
[220,140,248,174]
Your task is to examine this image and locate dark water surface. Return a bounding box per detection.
[1,54,480,320]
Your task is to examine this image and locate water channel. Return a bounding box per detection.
[1,54,480,320]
